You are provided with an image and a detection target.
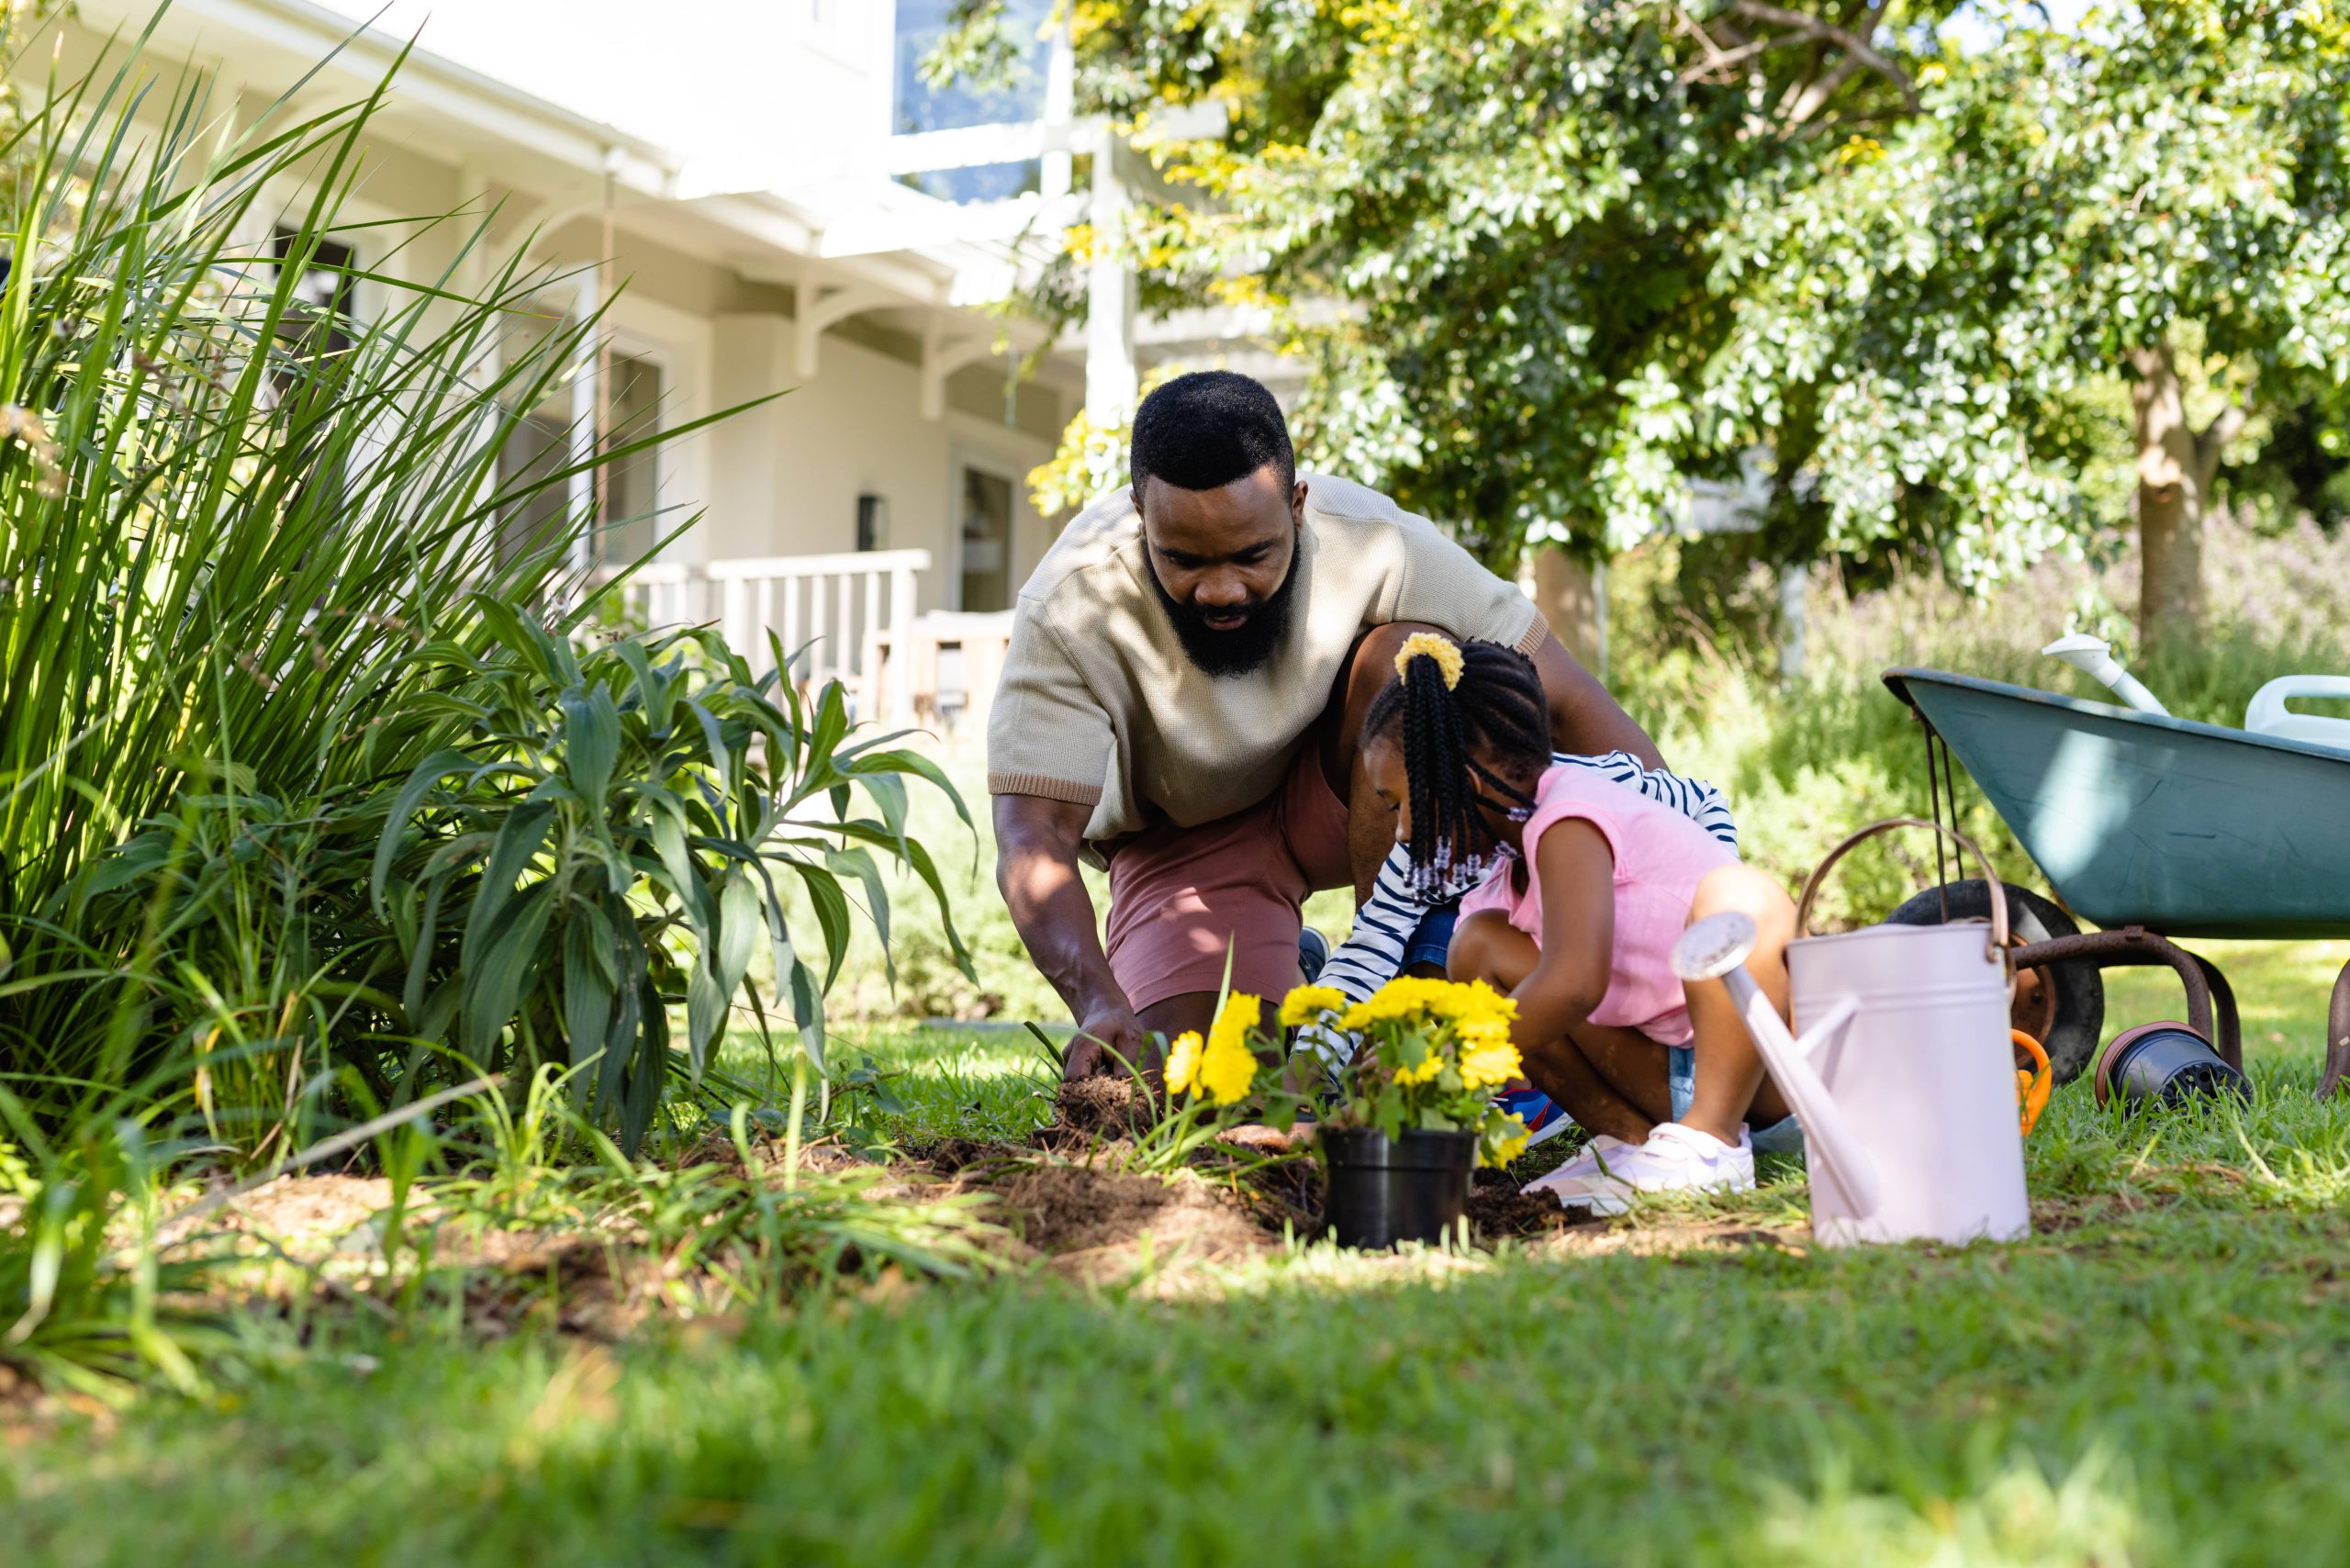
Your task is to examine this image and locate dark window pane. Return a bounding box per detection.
[959,465,1013,612]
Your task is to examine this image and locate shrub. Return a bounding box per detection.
[372,612,973,1148]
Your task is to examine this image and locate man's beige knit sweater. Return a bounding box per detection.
[986,472,1546,850]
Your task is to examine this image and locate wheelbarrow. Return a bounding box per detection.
[1879,666,2350,1094]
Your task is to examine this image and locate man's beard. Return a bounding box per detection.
[1146,545,1301,678]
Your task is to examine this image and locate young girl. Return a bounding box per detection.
[1360,633,1802,1210]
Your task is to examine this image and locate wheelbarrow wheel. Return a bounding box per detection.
[1886,879,2106,1084]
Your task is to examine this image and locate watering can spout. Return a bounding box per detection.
[1671,914,1884,1221]
[2042,634,2169,716]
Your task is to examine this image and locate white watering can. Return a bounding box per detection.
[2244,676,2350,751]
[1671,818,2031,1249]
[2042,635,2350,753]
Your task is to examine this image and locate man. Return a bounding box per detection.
[989,370,1662,1078]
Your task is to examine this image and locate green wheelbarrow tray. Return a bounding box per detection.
[1882,666,2350,1096]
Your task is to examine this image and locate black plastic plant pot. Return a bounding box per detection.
[1320,1127,1478,1249]
[2094,1021,2252,1113]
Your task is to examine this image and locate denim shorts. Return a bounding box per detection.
[1404,904,1459,971]
[1668,1045,1806,1153]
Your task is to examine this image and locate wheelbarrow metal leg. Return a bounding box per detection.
[2322,958,2350,1101]
[2188,954,2243,1073]
[2009,927,2215,1048]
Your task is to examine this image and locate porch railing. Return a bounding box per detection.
[598,548,931,719]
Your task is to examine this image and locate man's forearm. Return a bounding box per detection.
[996,837,1126,1020]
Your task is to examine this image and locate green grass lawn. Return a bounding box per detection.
[9,944,2350,1567]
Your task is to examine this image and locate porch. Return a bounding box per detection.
[601,548,1013,732]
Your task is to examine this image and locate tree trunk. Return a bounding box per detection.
[1531,545,1606,681]
[2129,339,2244,654]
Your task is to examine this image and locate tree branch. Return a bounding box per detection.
[1727,0,1921,113]
[2195,402,2250,481]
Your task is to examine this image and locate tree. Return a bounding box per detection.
[1004,0,1949,573]
[991,1,2350,643]
[1728,0,2350,643]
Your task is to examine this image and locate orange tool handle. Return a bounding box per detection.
[2012,1029,2052,1137]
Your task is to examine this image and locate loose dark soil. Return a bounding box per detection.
[1031,1076,1160,1151]
[1464,1168,1605,1239]
[984,1163,1273,1275]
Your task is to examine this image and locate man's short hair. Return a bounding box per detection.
[1129,370,1295,496]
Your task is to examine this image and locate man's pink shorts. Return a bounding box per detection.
[1102,745,1352,1013]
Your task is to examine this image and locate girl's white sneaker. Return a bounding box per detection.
[1540,1123,1754,1215]
[1519,1134,1631,1201]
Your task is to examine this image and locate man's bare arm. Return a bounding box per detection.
[991,793,1146,1079]
[1529,629,1664,770]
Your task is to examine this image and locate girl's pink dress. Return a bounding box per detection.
[1456,764,1740,1045]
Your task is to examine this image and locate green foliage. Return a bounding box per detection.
[86,785,393,1167]
[371,615,976,1148]
[1283,979,1531,1166]
[1609,512,2350,925]
[0,18,731,1107]
[999,0,1952,558]
[0,1098,247,1401]
[16,1015,2350,1562]
[1721,0,2350,584]
[429,1065,1002,1290]
[997,0,2350,609]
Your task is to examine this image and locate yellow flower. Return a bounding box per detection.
[1200,993,1262,1106]
[1393,631,1463,690]
[1340,975,1445,1031]
[1164,1031,1203,1097]
[1278,984,1347,1028]
[1458,1033,1523,1092]
[1485,1114,1531,1168]
[1394,1055,1445,1087]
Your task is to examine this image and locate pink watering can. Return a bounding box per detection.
[1671,819,2031,1249]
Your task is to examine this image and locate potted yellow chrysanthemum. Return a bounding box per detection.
[1275,977,1532,1248]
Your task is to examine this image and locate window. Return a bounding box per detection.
[490,319,666,572]
[494,307,584,569]
[495,391,576,570]
[959,465,1013,611]
[597,351,664,566]
[893,0,1052,204]
[271,228,358,363]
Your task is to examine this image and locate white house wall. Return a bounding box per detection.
[27,3,1073,619]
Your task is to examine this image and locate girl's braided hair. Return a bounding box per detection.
[1362,635,1550,894]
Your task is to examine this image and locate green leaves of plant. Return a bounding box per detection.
[367,621,973,1148]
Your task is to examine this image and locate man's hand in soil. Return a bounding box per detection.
[1065,1002,1147,1081]
[995,794,1144,1082]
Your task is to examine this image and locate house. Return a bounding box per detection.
[45,0,1257,721]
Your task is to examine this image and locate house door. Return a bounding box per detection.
[958,465,1013,612]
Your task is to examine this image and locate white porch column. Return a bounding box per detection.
[1084,129,1136,425]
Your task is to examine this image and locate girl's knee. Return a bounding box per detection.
[1692,863,1796,934]
[1447,908,1521,981]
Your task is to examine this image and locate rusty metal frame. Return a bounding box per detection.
[2009,927,2240,1071]
[2323,959,2350,1099]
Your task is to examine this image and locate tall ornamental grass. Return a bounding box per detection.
[0,23,715,1104]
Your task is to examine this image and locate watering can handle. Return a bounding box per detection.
[1795,817,2010,967]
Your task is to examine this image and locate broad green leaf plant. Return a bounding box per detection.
[373,611,977,1150]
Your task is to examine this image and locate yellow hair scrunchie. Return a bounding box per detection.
[1393,631,1464,690]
